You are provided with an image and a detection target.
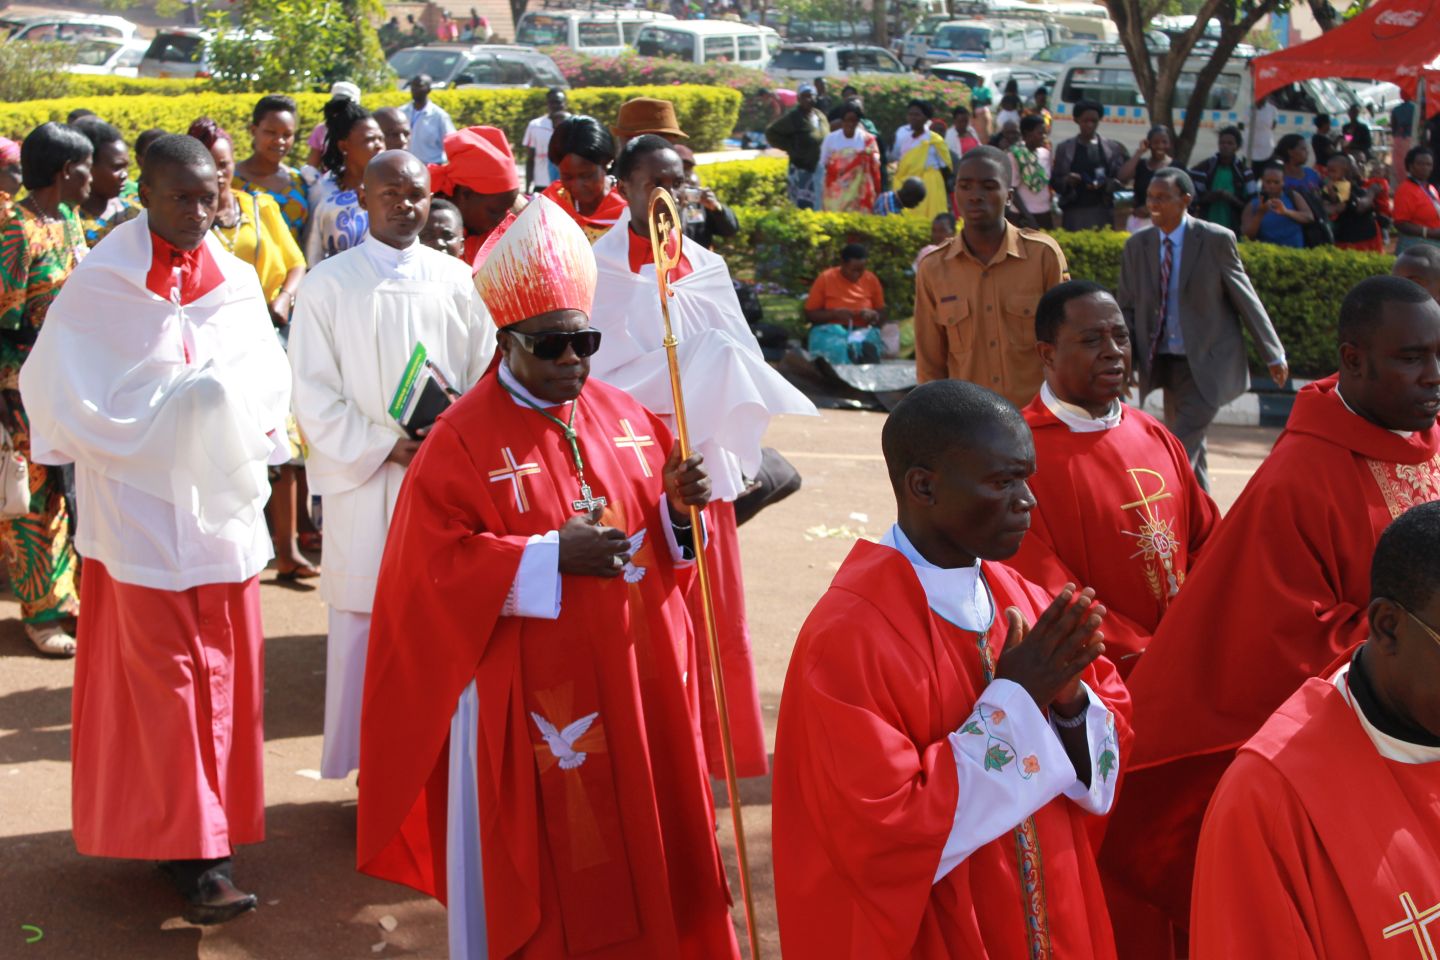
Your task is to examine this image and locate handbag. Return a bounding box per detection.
[0,424,30,518]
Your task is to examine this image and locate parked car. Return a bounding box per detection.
[66,37,149,77]
[927,62,1057,103]
[907,18,1053,69]
[768,43,908,82]
[634,21,782,69]
[514,8,674,56]
[1022,40,1099,70]
[0,14,138,44]
[896,14,952,65]
[138,28,272,81]
[388,44,567,89]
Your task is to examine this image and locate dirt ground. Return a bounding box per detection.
[0,411,1277,959]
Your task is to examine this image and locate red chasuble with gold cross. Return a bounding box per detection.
[1013,399,1219,677]
[773,540,1133,959]
[1193,677,1440,959]
[356,370,737,960]
[1102,374,1440,932]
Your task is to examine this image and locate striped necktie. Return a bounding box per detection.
[1151,236,1174,366]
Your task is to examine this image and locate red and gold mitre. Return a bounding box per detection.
[472,195,597,329]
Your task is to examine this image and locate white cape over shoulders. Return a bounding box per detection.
[20,213,290,547]
[589,211,815,502]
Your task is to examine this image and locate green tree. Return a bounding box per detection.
[1101,0,1288,164]
[204,0,392,93]
[0,42,75,102]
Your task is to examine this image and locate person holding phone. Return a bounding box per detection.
[1119,125,1175,233]
[1242,163,1313,248]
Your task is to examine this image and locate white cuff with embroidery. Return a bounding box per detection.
[933,679,1075,884]
[660,496,706,564]
[502,531,561,619]
[1053,681,1120,815]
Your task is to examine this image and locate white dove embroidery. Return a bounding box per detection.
[531,710,600,770]
[622,528,647,583]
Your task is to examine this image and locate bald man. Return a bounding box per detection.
[1395,243,1440,300]
[289,150,496,779]
[773,379,1133,958]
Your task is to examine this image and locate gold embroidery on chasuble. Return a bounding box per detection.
[1118,467,1184,604]
[1366,452,1440,519]
[1381,891,1440,959]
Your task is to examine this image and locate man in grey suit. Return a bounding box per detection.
[1117,167,1288,489]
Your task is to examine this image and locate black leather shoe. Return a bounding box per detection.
[182,872,258,926]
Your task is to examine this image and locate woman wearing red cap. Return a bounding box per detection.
[428,124,522,263]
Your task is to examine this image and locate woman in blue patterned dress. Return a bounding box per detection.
[233,95,310,242]
[302,98,384,266]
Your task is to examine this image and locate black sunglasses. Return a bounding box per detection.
[505,329,603,360]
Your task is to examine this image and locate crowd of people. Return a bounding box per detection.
[2,73,1440,960]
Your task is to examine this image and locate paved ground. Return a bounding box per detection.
[0,410,1277,959]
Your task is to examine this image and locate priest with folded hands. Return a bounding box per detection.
[356,195,740,960]
[773,379,1132,958]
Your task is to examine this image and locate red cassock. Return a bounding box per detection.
[356,372,738,960]
[772,540,1133,959]
[1192,677,1440,959]
[1101,376,1440,930]
[1013,399,1219,676]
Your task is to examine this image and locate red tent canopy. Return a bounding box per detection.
[1251,0,1440,102]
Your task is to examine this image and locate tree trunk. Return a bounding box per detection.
[872,0,888,47]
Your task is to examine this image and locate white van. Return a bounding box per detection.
[1048,50,1363,160]
[908,18,1053,69]
[634,21,782,70]
[514,9,674,57]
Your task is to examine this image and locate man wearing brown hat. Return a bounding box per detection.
[612,97,688,153]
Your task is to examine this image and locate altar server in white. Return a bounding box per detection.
[20,135,291,923]
[589,134,817,777]
[288,151,497,779]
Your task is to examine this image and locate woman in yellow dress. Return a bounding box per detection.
[892,99,953,222]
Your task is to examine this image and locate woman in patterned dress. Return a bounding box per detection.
[0,122,93,656]
[233,94,310,242]
[302,98,384,266]
[71,118,141,247]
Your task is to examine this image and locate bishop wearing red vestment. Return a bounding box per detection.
[1103,276,1440,938]
[1013,281,1218,675]
[356,196,739,960]
[773,380,1133,959]
[1193,502,1440,959]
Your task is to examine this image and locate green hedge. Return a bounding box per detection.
[0,83,741,155]
[696,156,787,209]
[66,76,206,97]
[719,204,1393,378]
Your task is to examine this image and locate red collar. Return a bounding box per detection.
[146,231,224,305]
[626,225,692,280]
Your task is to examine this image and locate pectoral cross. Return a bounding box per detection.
[572,482,608,515]
[612,418,656,477]
[1382,891,1440,959]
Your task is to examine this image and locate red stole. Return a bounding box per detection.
[626,222,693,281]
[1013,399,1218,675]
[146,230,224,306]
[1102,375,1440,931]
[541,180,628,242]
[773,540,1133,959]
[1193,678,1440,958]
[357,373,734,958]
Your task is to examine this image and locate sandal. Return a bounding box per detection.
[26,621,76,658]
[274,562,320,581]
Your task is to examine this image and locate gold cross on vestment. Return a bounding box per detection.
[488,447,542,513]
[612,418,656,477]
[1382,891,1440,959]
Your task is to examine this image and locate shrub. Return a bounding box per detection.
[0,41,76,103]
[697,156,787,209]
[0,84,741,156]
[543,48,971,141]
[67,76,205,98]
[203,0,392,93]
[722,204,1392,377]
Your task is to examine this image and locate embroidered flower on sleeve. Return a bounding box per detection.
[990,709,1006,723]
[1022,755,1040,775]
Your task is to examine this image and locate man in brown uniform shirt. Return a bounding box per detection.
[914,145,1069,407]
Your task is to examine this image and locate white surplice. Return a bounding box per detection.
[588,210,816,502]
[289,236,497,778]
[878,524,1120,884]
[20,213,291,591]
